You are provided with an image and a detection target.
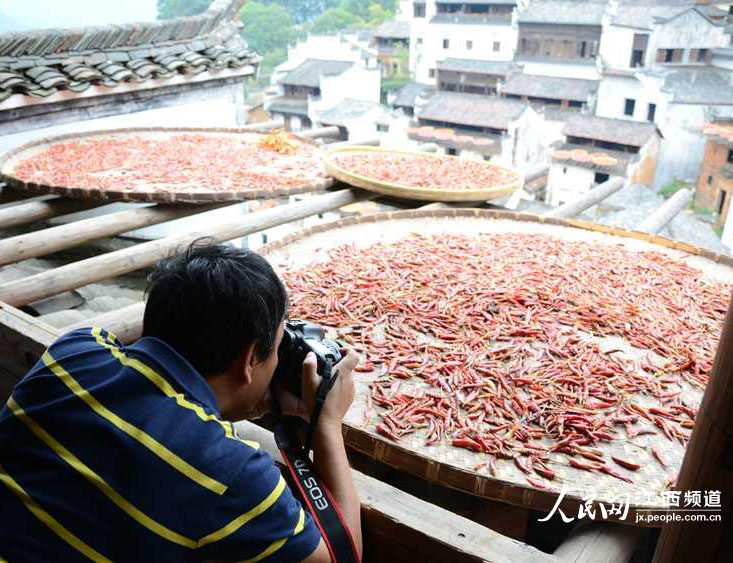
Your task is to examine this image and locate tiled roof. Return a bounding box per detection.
[552,141,635,176]
[0,0,257,103]
[373,20,410,40]
[437,58,516,76]
[279,59,353,88]
[266,96,309,116]
[610,5,678,29]
[418,92,528,130]
[563,114,659,147]
[518,1,607,25]
[501,72,598,102]
[317,98,383,126]
[391,81,432,108]
[661,68,733,105]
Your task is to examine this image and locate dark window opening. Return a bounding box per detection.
[414,3,426,17]
[728,149,733,164]
[443,39,450,49]
[624,98,636,117]
[631,49,644,67]
[698,48,708,63]
[262,233,268,244]
[708,175,713,186]
[664,49,674,62]
[580,41,587,58]
[377,124,389,133]
[594,172,610,184]
[446,148,458,156]
[467,40,473,50]
[493,41,500,52]
[429,68,436,78]
[569,100,583,108]
[647,103,656,122]
[717,190,727,214]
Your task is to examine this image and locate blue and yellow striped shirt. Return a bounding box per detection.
[0,328,320,562]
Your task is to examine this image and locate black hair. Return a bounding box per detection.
[142,239,288,376]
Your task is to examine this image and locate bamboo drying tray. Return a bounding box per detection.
[0,127,332,203]
[260,208,733,525]
[323,146,523,202]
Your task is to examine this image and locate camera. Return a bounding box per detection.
[274,320,344,398]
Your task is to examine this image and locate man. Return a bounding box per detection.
[0,242,361,562]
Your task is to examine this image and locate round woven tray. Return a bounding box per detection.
[260,208,733,525]
[323,146,523,202]
[0,127,333,204]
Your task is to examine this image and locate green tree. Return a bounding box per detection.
[380,43,410,100]
[240,1,296,55]
[339,0,372,20]
[311,7,360,33]
[365,4,392,27]
[157,0,212,19]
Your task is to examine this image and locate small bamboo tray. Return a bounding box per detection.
[323,145,523,202]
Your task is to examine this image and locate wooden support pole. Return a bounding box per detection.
[0,197,101,230]
[0,188,374,308]
[545,178,625,219]
[417,143,439,153]
[65,302,145,344]
[298,126,341,140]
[653,291,733,563]
[0,203,226,267]
[237,421,558,563]
[554,522,641,562]
[637,189,692,234]
[237,120,283,131]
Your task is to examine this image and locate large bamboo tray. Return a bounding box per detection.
[260,208,733,525]
[0,127,333,204]
[323,146,523,202]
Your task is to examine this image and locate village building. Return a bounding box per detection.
[372,20,411,78]
[514,0,607,81]
[388,80,433,116]
[695,123,733,230]
[408,91,545,167]
[315,97,392,141]
[596,3,732,189]
[547,114,661,206]
[435,58,516,95]
[264,32,380,130]
[399,0,519,85]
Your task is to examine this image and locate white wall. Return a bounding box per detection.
[520,61,600,81]
[316,64,381,112]
[723,200,733,250]
[649,9,729,63]
[504,108,547,168]
[599,25,637,70]
[595,74,667,123]
[414,21,518,84]
[547,163,599,206]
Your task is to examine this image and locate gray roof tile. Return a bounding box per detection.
[418,92,529,129]
[518,1,607,25]
[562,114,659,146]
[502,72,598,102]
[280,59,353,88]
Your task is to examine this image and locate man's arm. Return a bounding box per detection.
[300,350,362,562]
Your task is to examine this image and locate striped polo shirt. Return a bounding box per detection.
[0,327,320,562]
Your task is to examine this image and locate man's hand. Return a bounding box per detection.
[302,348,359,427]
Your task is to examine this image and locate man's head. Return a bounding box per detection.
[143,240,288,419]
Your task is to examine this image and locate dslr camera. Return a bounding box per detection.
[274,320,343,398]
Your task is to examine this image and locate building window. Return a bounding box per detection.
[664,48,674,62]
[443,38,450,49]
[624,98,636,116]
[414,3,426,17]
[429,68,436,78]
[698,48,708,63]
[569,100,583,108]
[708,175,713,185]
[563,167,568,174]
[417,37,423,46]
[377,124,389,133]
[580,41,587,58]
[728,149,733,163]
[718,190,728,215]
[493,41,500,52]
[446,148,458,156]
[594,172,610,184]
[466,40,473,50]
[647,103,656,122]
[631,49,644,67]
[261,233,268,244]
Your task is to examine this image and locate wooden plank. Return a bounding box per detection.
[0,184,38,205]
[653,291,733,563]
[0,303,59,402]
[554,522,641,562]
[236,421,559,563]
[0,188,375,307]
[65,302,145,344]
[637,189,692,234]
[0,203,226,267]
[0,197,101,230]
[544,179,625,219]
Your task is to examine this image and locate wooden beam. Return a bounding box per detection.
[299,126,341,140]
[65,302,145,344]
[544,178,625,219]
[0,303,59,402]
[0,197,101,230]
[637,189,692,234]
[653,290,733,563]
[554,522,641,562]
[0,203,226,267]
[0,188,375,308]
[236,421,558,563]
[0,184,38,205]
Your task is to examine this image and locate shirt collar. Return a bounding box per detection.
[129,336,220,414]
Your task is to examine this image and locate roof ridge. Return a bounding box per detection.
[0,0,244,58]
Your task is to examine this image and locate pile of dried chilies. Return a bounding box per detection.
[282,233,731,492]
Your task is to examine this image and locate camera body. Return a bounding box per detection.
[274,320,343,398]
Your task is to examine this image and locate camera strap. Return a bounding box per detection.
[270,387,360,563]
